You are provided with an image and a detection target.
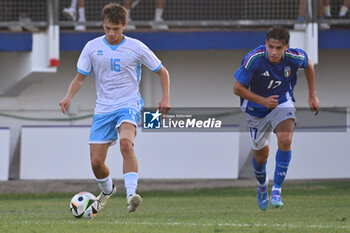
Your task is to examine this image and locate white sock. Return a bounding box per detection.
[96,175,114,194]
[155,8,163,21]
[70,0,77,9]
[78,7,86,21]
[123,172,138,198]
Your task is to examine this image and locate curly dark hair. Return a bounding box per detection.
[102,3,127,25]
[267,26,290,45]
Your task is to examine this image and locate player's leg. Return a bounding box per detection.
[323,0,331,18]
[271,118,295,208]
[63,0,77,21]
[318,0,330,29]
[75,0,86,31]
[89,112,119,211]
[339,0,350,17]
[253,146,270,210]
[155,0,165,21]
[118,122,142,212]
[124,0,132,18]
[124,0,136,30]
[90,143,117,211]
[247,114,272,210]
[152,0,168,30]
[294,0,306,30]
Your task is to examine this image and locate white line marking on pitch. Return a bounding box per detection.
[111,221,350,229]
[18,220,350,229]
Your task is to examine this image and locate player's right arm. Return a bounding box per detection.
[59,73,86,114]
[233,81,279,110]
[233,47,279,110]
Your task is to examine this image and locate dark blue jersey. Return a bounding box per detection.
[234,45,308,117]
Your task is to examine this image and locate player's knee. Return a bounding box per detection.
[255,156,268,164]
[91,157,104,170]
[120,138,134,156]
[277,133,292,150]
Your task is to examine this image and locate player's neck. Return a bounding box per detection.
[105,35,125,45]
[268,58,282,65]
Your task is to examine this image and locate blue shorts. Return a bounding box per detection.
[89,108,141,145]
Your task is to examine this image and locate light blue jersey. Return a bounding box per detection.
[234,45,308,117]
[78,35,162,114]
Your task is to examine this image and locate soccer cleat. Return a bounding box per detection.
[75,21,86,31]
[127,194,142,213]
[63,8,77,21]
[270,190,284,208]
[96,185,116,212]
[152,23,169,31]
[319,22,330,30]
[257,185,269,211]
[152,18,169,30]
[125,23,136,31]
[19,14,39,32]
[75,25,86,31]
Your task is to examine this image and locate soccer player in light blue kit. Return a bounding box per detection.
[233,26,319,210]
[59,3,170,213]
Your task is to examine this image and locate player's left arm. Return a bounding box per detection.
[156,66,170,115]
[304,58,319,115]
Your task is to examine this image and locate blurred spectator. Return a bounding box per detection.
[323,0,331,18]
[8,12,39,32]
[322,0,350,18]
[7,0,39,32]
[294,0,330,30]
[124,0,168,30]
[339,0,350,17]
[63,0,86,31]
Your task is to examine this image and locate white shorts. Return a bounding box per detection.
[246,100,296,150]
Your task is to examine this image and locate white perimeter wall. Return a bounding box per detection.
[267,130,350,179]
[0,49,350,180]
[20,126,240,179]
[0,128,10,180]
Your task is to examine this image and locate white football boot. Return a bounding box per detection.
[63,7,77,21]
[96,185,117,212]
[127,194,142,213]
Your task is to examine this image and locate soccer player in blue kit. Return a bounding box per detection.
[233,26,319,210]
[59,3,170,213]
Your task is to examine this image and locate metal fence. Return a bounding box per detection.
[0,0,349,30]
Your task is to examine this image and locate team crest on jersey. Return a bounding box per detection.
[284,66,291,78]
[97,50,103,56]
[125,50,133,58]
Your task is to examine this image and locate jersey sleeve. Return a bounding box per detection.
[286,48,309,69]
[139,42,162,72]
[77,42,93,76]
[234,50,261,86]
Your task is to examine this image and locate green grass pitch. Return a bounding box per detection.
[0,181,349,233]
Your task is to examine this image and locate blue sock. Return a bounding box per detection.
[252,156,267,186]
[273,149,291,189]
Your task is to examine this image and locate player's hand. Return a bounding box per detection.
[158,98,170,117]
[309,95,319,115]
[263,95,279,110]
[59,97,71,115]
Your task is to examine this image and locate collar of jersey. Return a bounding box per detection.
[103,36,126,50]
